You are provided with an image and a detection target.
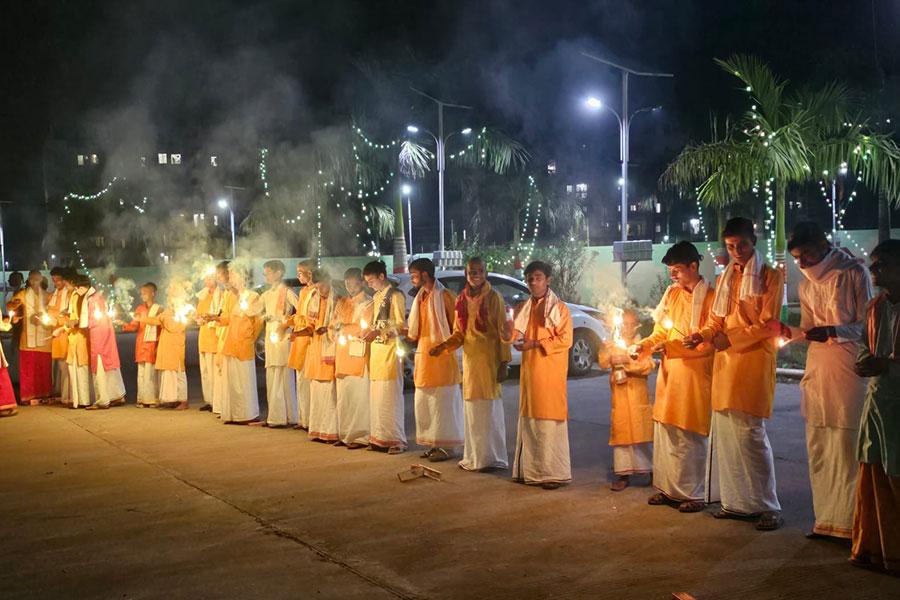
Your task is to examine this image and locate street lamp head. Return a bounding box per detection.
[401,184,412,196]
[616,177,625,186]
[460,128,472,135]
[217,198,229,209]
[651,105,662,112]
[406,125,419,134]
[585,97,603,110]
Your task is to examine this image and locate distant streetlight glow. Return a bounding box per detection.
[217,198,228,209]
[585,97,603,109]
[617,177,625,186]
[460,127,472,135]
[401,184,412,195]
[406,125,419,133]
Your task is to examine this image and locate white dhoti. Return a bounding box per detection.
[459,398,508,471]
[199,351,215,406]
[369,372,406,448]
[68,363,92,407]
[337,373,370,445]
[308,379,338,441]
[158,370,188,403]
[806,424,857,538]
[221,357,258,423]
[653,421,708,501]
[296,369,311,428]
[266,366,297,426]
[54,359,70,403]
[708,409,780,514]
[512,415,572,485]
[136,362,158,405]
[93,356,126,407]
[414,385,464,448]
[613,443,653,476]
[211,359,227,415]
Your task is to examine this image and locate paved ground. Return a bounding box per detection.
[2,365,899,599]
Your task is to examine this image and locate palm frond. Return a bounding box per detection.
[369,204,395,240]
[399,140,434,179]
[452,127,531,174]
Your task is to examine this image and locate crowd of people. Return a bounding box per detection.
[0,216,896,574]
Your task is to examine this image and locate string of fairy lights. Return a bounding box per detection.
[819,164,869,257]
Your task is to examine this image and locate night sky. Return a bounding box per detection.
[3,1,899,264]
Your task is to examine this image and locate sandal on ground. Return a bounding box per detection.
[610,476,629,492]
[248,421,268,427]
[108,397,125,407]
[678,500,705,513]
[428,448,451,463]
[420,448,434,459]
[85,404,109,410]
[756,511,784,531]
[648,492,677,506]
[712,508,757,521]
[541,482,561,490]
[0,408,18,417]
[387,446,405,455]
[346,443,367,450]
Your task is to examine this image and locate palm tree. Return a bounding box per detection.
[662,55,900,265]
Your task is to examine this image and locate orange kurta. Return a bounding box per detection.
[196,290,218,355]
[368,286,407,381]
[410,288,460,388]
[288,285,315,371]
[47,288,70,359]
[19,289,52,353]
[638,284,715,435]
[334,292,371,378]
[444,286,512,401]
[219,291,263,362]
[598,339,655,446]
[65,290,89,367]
[304,293,335,382]
[700,264,784,419]
[147,310,187,372]
[517,297,573,421]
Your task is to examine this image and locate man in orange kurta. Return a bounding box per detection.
[16,271,53,404]
[120,283,161,407]
[511,261,573,489]
[195,272,218,411]
[333,268,372,448]
[289,260,316,430]
[303,270,338,442]
[684,217,784,531]
[436,257,512,471]
[47,267,71,404]
[408,258,463,462]
[217,267,263,424]
[146,282,190,410]
[632,241,715,511]
[598,309,654,491]
[203,262,237,416]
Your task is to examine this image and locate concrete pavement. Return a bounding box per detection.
[2,373,898,599]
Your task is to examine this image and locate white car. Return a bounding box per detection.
[389,270,608,377]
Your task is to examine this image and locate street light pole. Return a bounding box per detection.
[581,52,673,284]
[409,87,472,255]
[221,185,244,260]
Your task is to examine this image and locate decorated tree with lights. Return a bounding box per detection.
[662,54,900,267]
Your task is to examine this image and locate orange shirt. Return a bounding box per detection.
[334,292,372,378]
[304,293,335,382]
[517,296,572,421]
[147,310,186,372]
[410,288,460,388]
[598,340,655,446]
[47,288,70,360]
[700,264,784,418]
[196,289,218,354]
[288,286,315,371]
[219,291,263,362]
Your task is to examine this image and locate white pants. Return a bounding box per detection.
[211,357,227,415]
[613,443,653,476]
[459,398,508,471]
[68,363,92,407]
[806,424,857,538]
[653,422,708,501]
[266,366,297,426]
[199,351,215,406]
[512,415,571,485]
[159,370,187,403]
[308,379,338,441]
[337,373,370,445]
[93,356,126,407]
[414,385,464,448]
[369,372,406,448]
[221,357,258,423]
[54,358,70,402]
[137,362,158,405]
[295,368,311,428]
[708,409,781,514]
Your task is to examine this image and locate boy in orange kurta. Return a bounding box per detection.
[631,241,715,511]
[146,282,191,410]
[288,260,316,430]
[333,268,372,448]
[47,267,71,404]
[511,261,573,490]
[217,267,263,424]
[408,258,463,462]
[195,272,218,411]
[120,283,161,407]
[302,270,338,442]
[598,309,655,491]
[684,217,785,531]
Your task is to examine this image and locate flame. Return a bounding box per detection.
[7,310,13,318]
[778,337,788,348]
[41,313,52,326]
[612,312,624,327]
[269,332,280,343]
[615,338,628,350]
[338,334,347,346]
[360,318,368,330]
[662,317,674,330]
[396,346,406,358]
[93,308,103,320]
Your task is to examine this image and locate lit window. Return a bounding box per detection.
[210,156,218,167]
[90,154,99,164]
[575,183,588,193]
[171,154,182,165]
[77,155,85,166]
[655,224,662,233]
[158,153,168,165]
[566,185,574,194]
[655,203,661,214]
[547,160,556,174]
